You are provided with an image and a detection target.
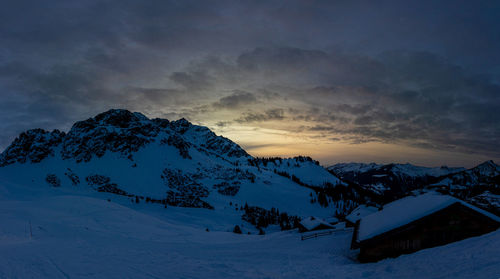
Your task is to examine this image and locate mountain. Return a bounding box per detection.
[328,162,464,199]
[429,160,500,214]
[0,109,248,166]
[329,160,500,215]
[0,109,357,232]
[431,160,500,189]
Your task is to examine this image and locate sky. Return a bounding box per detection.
[0,0,499,167]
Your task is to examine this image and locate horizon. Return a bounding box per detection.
[1,1,499,168]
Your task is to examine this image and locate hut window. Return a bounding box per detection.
[395,240,412,250]
[413,239,421,249]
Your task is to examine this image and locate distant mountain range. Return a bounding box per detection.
[328,162,464,196]
[328,161,499,214]
[0,109,498,232]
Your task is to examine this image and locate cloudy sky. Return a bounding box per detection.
[1,0,499,167]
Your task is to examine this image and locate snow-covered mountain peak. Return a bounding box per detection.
[387,163,464,178]
[0,109,251,165]
[432,160,500,190]
[329,162,464,179]
[171,117,191,128]
[328,162,382,173]
[473,160,500,176]
[92,109,150,128]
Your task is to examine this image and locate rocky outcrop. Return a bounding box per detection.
[0,129,64,166]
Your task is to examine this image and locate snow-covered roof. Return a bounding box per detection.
[358,193,500,242]
[345,205,378,223]
[300,216,334,231]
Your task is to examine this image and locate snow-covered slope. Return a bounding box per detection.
[0,186,498,278]
[250,156,345,187]
[0,109,353,232]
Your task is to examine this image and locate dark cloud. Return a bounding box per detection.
[169,71,213,91]
[237,47,328,73]
[212,91,258,109]
[215,121,231,128]
[235,109,285,123]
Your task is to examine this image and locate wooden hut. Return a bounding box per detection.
[351,193,500,262]
[298,216,335,233]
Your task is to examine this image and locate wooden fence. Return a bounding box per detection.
[300,228,352,241]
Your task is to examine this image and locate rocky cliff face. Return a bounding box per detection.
[0,129,65,166]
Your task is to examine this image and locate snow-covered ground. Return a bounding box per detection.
[0,182,499,279]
